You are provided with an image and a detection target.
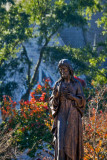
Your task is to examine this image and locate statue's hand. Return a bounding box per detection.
[66,93,81,106]
[53,88,59,98]
[66,92,74,100]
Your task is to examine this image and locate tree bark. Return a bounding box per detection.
[21,40,49,100]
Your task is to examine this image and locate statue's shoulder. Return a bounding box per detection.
[73,77,83,90]
[73,77,78,83]
[73,77,81,86]
[54,78,62,87]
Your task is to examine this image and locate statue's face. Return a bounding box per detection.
[59,65,70,79]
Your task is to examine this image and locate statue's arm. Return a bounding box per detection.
[75,81,86,107]
[67,81,86,108]
[49,82,60,117]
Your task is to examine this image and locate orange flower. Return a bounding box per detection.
[24,100,29,105]
[37,84,42,90]
[30,91,35,97]
[6,106,10,110]
[40,97,44,101]
[45,78,51,82]
[2,109,7,114]
[23,113,27,119]
[44,105,48,110]
[12,101,17,107]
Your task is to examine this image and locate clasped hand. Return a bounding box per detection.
[64,92,74,100]
[53,87,75,101]
[63,87,74,100]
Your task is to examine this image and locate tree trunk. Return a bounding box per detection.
[21,87,31,101]
[21,40,49,101]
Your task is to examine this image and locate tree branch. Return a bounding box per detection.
[22,44,32,87]
[30,39,49,87]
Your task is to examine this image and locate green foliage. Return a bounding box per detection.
[0,0,33,63]
[96,2,107,35]
[0,0,106,100]
[44,45,107,86]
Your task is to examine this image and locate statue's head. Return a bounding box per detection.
[58,59,74,80]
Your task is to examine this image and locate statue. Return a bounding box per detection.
[50,59,86,160]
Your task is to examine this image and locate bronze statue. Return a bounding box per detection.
[50,59,86,160]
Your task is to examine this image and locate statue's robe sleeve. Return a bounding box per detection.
[49,82,60,117]
[75,81,86,117]
[49,82,60,134]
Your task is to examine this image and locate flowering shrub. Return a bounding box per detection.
[83,111,106,160]
[1,95,17,121]
[83,85,107,160]
[0,80,53,158]
[0,80,106,159]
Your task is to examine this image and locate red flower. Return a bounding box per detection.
[23,113,27,119]
[42,92,46,96]
[40,96,45,101]
[6,106,10,110]
[22,127,25,132]
[30,91,35,97]
[44,106,48,110]
[2,109,7,114]
[30,97,36,103]
[24,100,29,105]
[12,101,17,107]
[45,78,51,82]
[100,110,102,113]
[37,84,42,90]
[31,123,34,127]
[88,124,91,127]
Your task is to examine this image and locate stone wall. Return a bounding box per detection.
[59,12,105,48]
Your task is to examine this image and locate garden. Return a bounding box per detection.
[0,80,106,159]
[0,0,107,159]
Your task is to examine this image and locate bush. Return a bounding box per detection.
[0,80,53,158]
[0,83,106,159]
[83,85,107,160]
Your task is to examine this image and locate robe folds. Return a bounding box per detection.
[50,78,86,160]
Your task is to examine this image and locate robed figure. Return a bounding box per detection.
[50,59,86,160]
